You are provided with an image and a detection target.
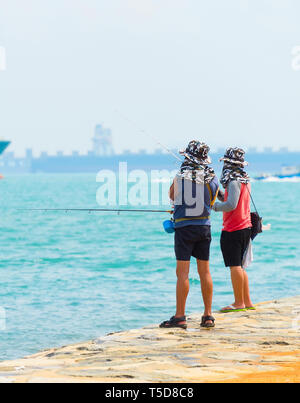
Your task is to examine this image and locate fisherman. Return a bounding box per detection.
[160,141,219,329]
[213,147,255,312]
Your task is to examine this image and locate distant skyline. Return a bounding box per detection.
[3,142,298,158]
[1,0,300,157]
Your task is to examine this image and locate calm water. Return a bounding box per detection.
[0,174,299,361]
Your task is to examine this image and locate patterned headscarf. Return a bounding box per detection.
[220,147,250,188]
[178,141,216,184]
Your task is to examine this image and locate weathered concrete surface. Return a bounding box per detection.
[0,297,299,383]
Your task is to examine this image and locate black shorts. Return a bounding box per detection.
[175,225,211,261]
[221,228,251,267]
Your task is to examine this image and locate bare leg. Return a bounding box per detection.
[229,266,245,309]
[175,260,190,321]
[243,270,254,308]
[197,260,213,323]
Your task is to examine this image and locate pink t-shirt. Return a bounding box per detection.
[223,183,252,232]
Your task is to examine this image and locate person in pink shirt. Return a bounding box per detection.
[213,148,255,313]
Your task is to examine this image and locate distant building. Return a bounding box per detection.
[92,124,114,156]
[26,149,33,159]
[4,151,14,159]
[1,124,299,175]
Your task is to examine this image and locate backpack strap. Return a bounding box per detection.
[245,183,260,216]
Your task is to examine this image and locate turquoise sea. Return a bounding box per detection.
[0,174,299,361]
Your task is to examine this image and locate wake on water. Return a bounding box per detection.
[258,176,300,183]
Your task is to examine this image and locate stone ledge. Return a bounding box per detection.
[0,296,299,383]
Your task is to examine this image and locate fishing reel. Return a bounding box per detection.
[163,219,175,234]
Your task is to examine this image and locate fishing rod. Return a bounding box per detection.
[22,208,174,214]
[22,208,176,233]
[22,207,176,233]
[114,109,183,163]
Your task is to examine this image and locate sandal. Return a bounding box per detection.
[220,305,246,313]
[200,315,215,328]
[159,316,187,330]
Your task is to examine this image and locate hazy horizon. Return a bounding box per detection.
[2,143,300,159]
[1,0,300,157]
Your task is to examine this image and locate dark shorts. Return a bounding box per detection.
[221,228,251,267]
[175,225,211,261]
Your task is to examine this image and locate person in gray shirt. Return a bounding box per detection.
[213,148,255,313]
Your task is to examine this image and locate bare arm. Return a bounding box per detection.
[169,180,175,202]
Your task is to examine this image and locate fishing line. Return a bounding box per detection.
[114,109,183,163]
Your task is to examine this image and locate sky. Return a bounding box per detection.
[0,0,300,156]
